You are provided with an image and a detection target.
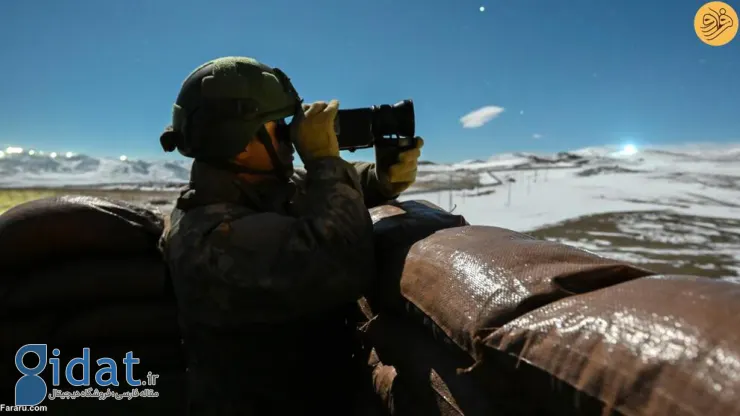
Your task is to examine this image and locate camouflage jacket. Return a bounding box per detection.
[160,157,388,414]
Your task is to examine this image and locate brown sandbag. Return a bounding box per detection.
[0,254,168,315]
[356,298,496,416]
[0,300,180,353]
[370,200,467,310]
[363,314,495,416]
[485,275,740,416]
[398,225,656,360]
[359,306,622,416]
[370,200,467,239]
[0,195,164,271]
[368,350,397,414]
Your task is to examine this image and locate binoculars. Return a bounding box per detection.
[335,99,417,152]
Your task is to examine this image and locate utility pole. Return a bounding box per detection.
[506,179,512,207]
[448,174,453,211]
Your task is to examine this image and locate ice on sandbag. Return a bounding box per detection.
[0,195,164,271]
[486,275,740,416]
[371,200,467,237]
[397,225,655,359]
[1,254,169,314]
[370,200,467,310]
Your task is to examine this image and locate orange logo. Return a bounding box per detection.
[695,2,738,46]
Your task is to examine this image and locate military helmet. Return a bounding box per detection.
[161,56,301,171]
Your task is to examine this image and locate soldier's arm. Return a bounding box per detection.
[196,157,376,325]
[351,161,397,208]
[293,162,394,208]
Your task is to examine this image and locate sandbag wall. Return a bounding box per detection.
[361,200,740,416]
[0,195,185,415]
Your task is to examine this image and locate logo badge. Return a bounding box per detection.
[695,2,738,46]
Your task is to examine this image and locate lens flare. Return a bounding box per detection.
[622,144,637,155]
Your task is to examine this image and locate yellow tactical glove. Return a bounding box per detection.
[291,100,341,162]
[375,137,424,197]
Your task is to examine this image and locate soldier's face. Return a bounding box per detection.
[232,121,294,177]
[270,120,295,176]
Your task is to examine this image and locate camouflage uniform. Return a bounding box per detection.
[160,157,391,415]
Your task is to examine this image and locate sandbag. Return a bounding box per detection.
[485,275,740,416]
[356,298,495,416]
[1,300,180,353]
[370,200,467,310]
[0,254,168,315]
[370,200,467,239]
[0,195,164,271]
[398,225,656,359]
[363,314,494,416]
[358,305,620,416]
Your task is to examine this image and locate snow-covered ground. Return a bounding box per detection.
[2,143,739,233]
[399,143,740,278]
[2,142,739,277]
[401,143,740,232]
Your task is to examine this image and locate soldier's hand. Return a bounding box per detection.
[291,100,341,162]
[375,137,424,197]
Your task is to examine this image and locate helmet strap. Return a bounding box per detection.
[195,125,290,180]
[255,125,290,180]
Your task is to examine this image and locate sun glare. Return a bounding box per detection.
[622,144,637,155]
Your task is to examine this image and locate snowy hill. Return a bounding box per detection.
[1,142,738,192]
[404,143,740,227]
[0,149,191,188]
[2,143,740,223]
[2,142,739,276]
[403,142,740,277]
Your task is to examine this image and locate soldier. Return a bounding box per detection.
[158,56,423,415]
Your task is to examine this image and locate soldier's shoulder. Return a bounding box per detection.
[165,202,254,243]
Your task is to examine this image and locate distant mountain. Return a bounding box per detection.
[1,143,739,189]
[0,151,191,188]
[457,159,486,165]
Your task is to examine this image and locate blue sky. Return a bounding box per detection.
[1,0,738,163]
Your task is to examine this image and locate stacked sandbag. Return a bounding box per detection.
[368,200,468,311]
[0,195,184,415]
[356,298,497,416]
[484,274,740,416]
[362,201,482,415]
[0,195,164,270]
[395,225,656,359]
[363,200,665,415]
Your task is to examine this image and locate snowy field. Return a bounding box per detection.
[1,142,739,278]
[403,144,740,231]
[398,144,740,278]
